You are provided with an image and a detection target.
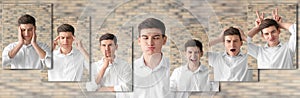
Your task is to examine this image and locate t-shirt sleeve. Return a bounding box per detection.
[2,43,15,68]
[247,36,259,59]
[288,23,296,53]
[207,52,218,67]
[115,62,132,91]
[39,43,52,68]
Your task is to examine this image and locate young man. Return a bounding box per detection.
[247,8,296,69]
[47,24,89,81]
[2,14,51,69]
[170,39,211,98]
[132,18,170,98]
[208,27,249,81]
[85,33,132,93]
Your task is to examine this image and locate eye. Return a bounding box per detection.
[153,36,160,40]
[142,36,148,40]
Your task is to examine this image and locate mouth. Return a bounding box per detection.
[147,46,155,51]
[230,49,236,52]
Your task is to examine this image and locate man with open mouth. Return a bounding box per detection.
[208,26,250,81]
[247,8,296,69]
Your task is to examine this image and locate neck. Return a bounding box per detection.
[268,41,280,47]
[24,40,31,45]
[188,62,200,72]
[60,47,72,55]
[143,53,162,69]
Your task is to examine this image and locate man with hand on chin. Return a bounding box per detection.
[208,26,250,81]
[85,33,132,98]
[2,14,51,69]
[47,24,89,81]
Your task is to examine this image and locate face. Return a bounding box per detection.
[100,40,117,58]
[138,28,167,55]
[58,32,74,49]
[224,35,242,56]
[186,47,202,66]
[20,24,35,41]
[261,26,280,47]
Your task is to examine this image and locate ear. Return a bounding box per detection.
[241,41,243,46]
[163,36,167,45]
[278,29,281,34]
[138,37,141,45]
[115,44,118,50]
[200,51,203,57]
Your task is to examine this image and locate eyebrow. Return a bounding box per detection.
[141,34,161,37]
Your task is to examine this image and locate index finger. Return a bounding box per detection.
[55,36,60,41]
[256,11,260,19]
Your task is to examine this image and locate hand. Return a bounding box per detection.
[272,8,282,23]
[18,26,24,45]
[31,27,37,44]
[52,36,60,51]
[73,36,84,50]
[233,26,247,41]
[104,49,113,65]
[255,11,264,28]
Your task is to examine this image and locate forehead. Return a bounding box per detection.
[262,26,277,33]
[59,32,73,36]
[224,35,240,40]
[100,40,115,45]
[140,28,162,36]
[186,46,200,51]
[20,24,34,29]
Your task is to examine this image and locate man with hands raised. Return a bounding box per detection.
[208,26,250,81]
[2,14,51,69]
[47,24,89,81]
[247,8,296,69]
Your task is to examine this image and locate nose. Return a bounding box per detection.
[147,38,154,46]
[24,30,28,36]
[269,34,274,40]
[105,45,110,51]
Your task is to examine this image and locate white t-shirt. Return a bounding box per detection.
[208,52,249,81]
[131,55,171,98]
[170,64,211,98]
[85,57,132,92]
[2,42,51,69]
[247,23,296,69]
[47,47,88,81]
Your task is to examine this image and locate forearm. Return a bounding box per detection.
[32,43,46,59]
[279,22,293,30]
[97,86,114,92]
[78,47,89,62]
[247,27,260,38]
[208,38,222,47]
[95,65,108,84]
[8,43,23,58]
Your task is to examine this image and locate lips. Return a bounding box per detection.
[147,46,155,51]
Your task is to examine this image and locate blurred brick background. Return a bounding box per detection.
[0,0,299,98]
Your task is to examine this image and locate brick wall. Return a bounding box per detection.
[0,0,299,97]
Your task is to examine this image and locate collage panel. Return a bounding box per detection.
[208,15,259,82]
[42,16,91,82]
[84,26,133,94]
[1,3,52,69]
[247,4,297,70]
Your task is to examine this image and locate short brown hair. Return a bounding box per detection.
[138,18,166,37]
[259,19,279,34]
[184,39,203,52]
[57,24,75,35]
[99,33,117,45]
[18,14,36,27]
[223,27,242,41]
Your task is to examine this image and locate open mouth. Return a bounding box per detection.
[230,49,236,52]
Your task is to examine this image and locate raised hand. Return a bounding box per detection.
[52,36,60,51]
[272,8,282,23]
[255,11,264,27]
[73,36,83,50]
[18,26,24,45]
[234,26,247,41]
[31,27,37,44]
